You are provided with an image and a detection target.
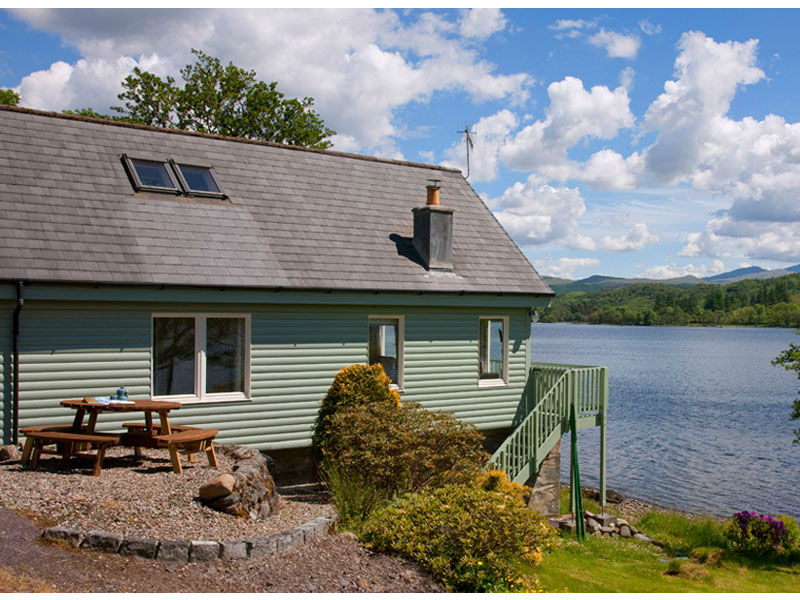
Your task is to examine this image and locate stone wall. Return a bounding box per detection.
[525,440,561,517]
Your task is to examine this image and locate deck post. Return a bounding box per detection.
[599,366,608,509]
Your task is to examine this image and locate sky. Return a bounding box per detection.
[2,7,800,281]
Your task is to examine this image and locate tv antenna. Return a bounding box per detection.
[458,124,476,179]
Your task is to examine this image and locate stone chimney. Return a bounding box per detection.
[412,180,453,271]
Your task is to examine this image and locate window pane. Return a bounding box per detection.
[153,317,195,395]
[178,165,221,193]
[206,318,246,394]
[368,319,398,384]
[131,160,176,189]
[479,319,504,379]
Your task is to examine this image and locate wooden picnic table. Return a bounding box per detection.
[21,398,216,475]
[61,397,182,438]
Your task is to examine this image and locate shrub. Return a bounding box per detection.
[311,364,400,460]
[726,511,797,555]
[361,484,557,592]
[474,469,532,506]
[320,461,389,526]
[321,400,489,502]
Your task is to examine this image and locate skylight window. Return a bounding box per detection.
[122,154,226,199]
[123,155,179,193]
[172,162,224,197]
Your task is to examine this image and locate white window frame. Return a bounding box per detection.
[478,315,509,388]
[367,314,405,391]
[151,313,251,404]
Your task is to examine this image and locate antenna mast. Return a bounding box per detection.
[458,124,475,179]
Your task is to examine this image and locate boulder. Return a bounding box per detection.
[582,486,624,504]
[200,445,279,520]
[199,474,236,500]
[0,444,21,462]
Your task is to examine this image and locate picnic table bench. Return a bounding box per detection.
[153,428,219,474]
[23,430,121,476]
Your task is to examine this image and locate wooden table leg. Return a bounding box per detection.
[92,446,107,477]
[71,408,86,433]
[157,411,172,435]
[167,444,182,474]
[20,437,34,464]
[205,442,218,468]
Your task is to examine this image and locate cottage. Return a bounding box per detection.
[0,105,605,505]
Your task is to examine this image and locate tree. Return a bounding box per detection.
[771,332,800,445]
[96,49,334,149]
[0,89,20,106]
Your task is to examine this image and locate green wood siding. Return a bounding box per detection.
[9,294,533,449]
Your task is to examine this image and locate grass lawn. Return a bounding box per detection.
[526,491,800,593]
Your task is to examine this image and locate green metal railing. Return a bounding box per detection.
[490,363,608,499]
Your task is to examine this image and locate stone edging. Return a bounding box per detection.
[40,514,338,562]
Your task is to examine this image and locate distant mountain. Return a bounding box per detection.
[544,263,800,294]
[543,274,703,294]
[704,266,765,281]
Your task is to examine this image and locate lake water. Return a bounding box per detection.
[533,323,800,518]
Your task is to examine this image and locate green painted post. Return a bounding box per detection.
[570,401,585,540]
[567,370,575,515]
[599,366,608,510]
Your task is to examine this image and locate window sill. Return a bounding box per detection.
[477,378,508,388]
[153,393,251,405]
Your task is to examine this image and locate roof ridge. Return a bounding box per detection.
[0,104,461,173]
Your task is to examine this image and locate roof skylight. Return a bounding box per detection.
[172,162,224,197]
[124,156,179,193]
[122,154,226,199]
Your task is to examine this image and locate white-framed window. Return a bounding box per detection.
[478,316,509,387]
[368,315,404,390]
[152,313,250,403]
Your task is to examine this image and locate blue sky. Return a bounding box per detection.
[3,7,800,280]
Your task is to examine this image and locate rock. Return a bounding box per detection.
[41,526,83,547]
[0,444,21,462]
[246,535,278,558]
[275,532,294,553]
[559,519,577,533]
[339,531,359,541]
[300,517,330,542]
[619,524,633,538]
[599,525,616,535]
[119,536,159,559]
[81,530,123,553]
[202,449,279,520]
[199,474,236,500]
[594,513,617,527]
[189,540,220,562]
[582,486,624,504]
[157,540,190,562]
[220,540,248,560]
[634,532,655,544]
[586,518,602,533]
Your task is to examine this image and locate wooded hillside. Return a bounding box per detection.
[541,273,800,327]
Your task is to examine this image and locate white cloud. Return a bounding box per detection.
[599,223,659,252]
[645,31,800,263]
[458,8,507,39]
[640,260,725,280]
[549,19,594,31]
[441,109,518,182]
[639,20,662,36]
[488,175,595,249]
[8,8,530,154]
[543,257,600,279]
[588,29,641,59]
[500,76,635,181]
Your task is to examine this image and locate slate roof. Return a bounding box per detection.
[0,106,552,296]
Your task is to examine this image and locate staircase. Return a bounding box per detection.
[490,363,608,488]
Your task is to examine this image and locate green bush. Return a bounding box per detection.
[361,484,557,592]
[321,400,489,503]
[320,461,389,526]
[311,363,400,460]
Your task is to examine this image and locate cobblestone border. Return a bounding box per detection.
[40,514,338,562]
